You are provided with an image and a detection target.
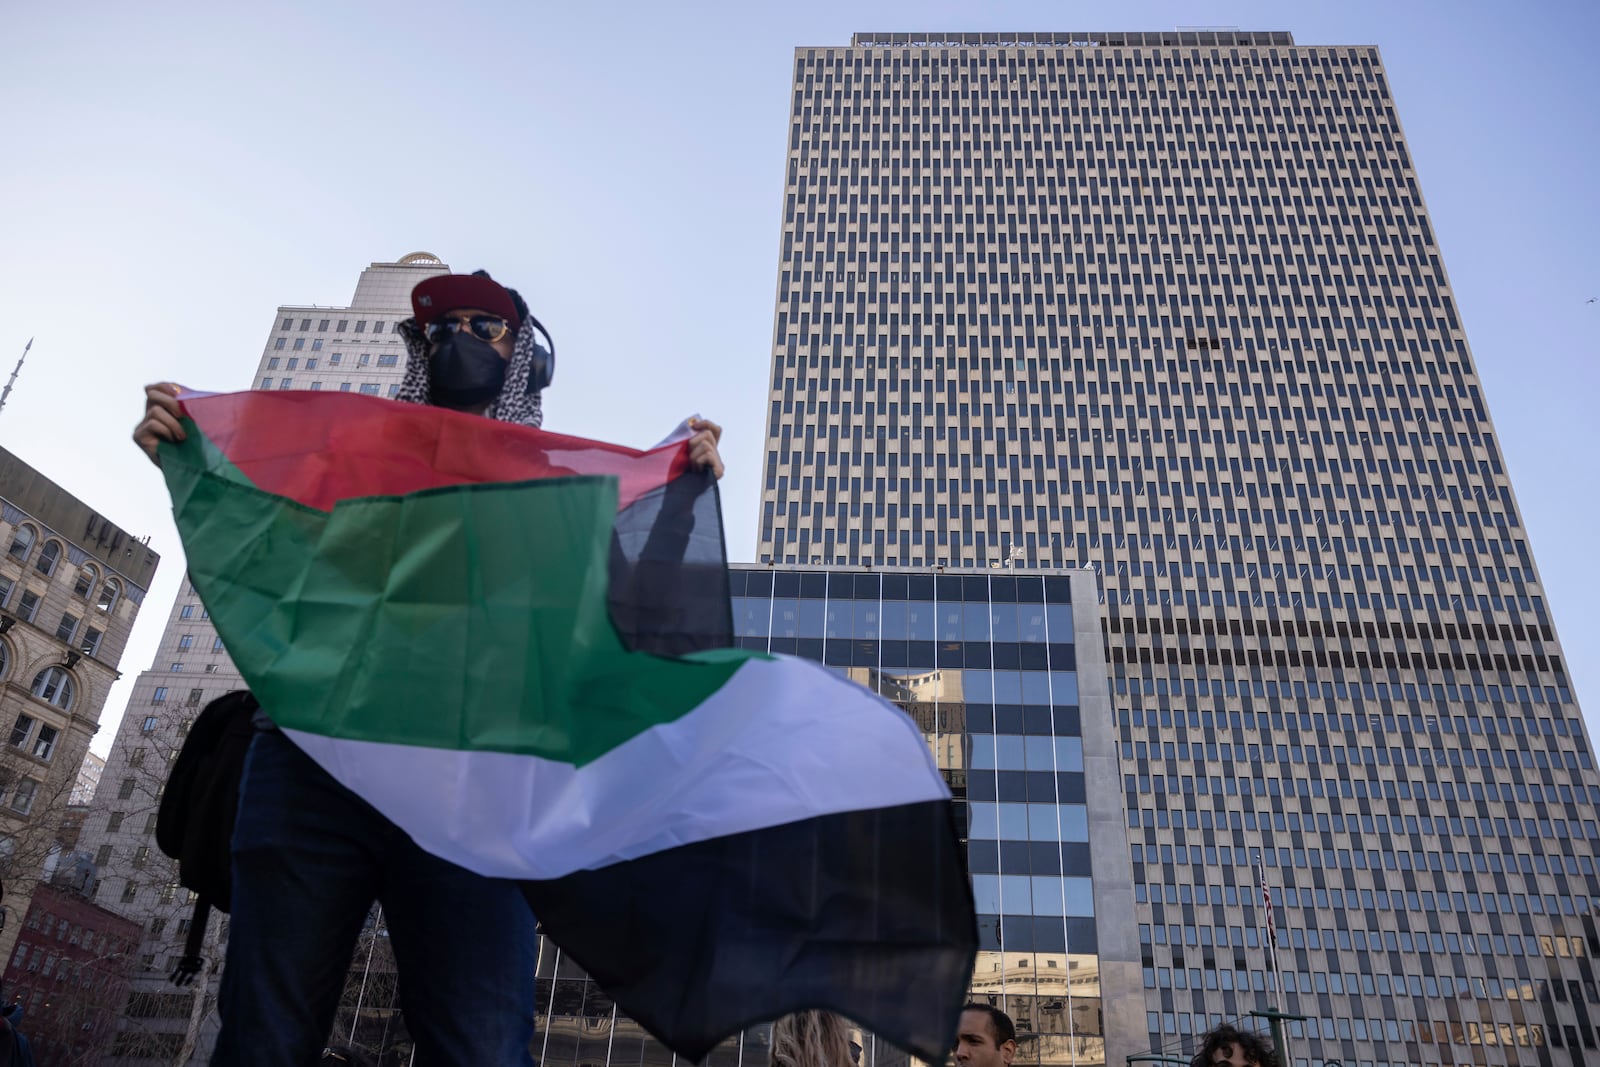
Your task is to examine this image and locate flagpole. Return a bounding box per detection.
[0,338,32,417]
[1252,853,1292,1067]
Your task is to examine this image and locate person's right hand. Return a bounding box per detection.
[133,383,185,466]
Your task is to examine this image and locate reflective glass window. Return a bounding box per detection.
[1045,604,1074,641]
[880,601,908,640]
[1018,605,1047,642]
[1050,672,1079,703]
[993,670,1022,703]
[995,735,1025,769]
[989,603,1018,642]
[962,603,990,641]
[1063,876,1095,916]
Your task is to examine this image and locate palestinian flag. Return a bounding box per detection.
[158,390,976,1062]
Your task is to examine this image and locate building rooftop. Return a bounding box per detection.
[848,30,1295,48]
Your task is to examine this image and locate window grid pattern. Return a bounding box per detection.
[756,33,1597,1067]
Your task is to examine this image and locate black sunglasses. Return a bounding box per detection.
[425,314,511,345]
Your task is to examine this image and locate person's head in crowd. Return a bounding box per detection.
[954,1003,1016,1067]
[1190,1023,1279,1067]
[769,1009,858,1067]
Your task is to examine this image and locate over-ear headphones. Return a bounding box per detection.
[523,311,555,394]
[501,283,554,394]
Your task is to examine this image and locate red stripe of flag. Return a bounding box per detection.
[176,391,691,513]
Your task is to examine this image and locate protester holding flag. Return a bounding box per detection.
[136,269,977,1065]
[133,269,725,1066]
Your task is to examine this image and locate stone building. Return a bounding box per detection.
[0,448,157,965]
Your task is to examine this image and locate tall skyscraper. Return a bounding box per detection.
[758,29,1600,1067]
[80,252,449,1062]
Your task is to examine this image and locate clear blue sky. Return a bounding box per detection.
[1,0,1595,756]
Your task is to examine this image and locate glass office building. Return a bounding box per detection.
[757,29,1600,1067]
[728,563,1138,1067]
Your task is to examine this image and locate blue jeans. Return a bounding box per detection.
[213,728,538,1065]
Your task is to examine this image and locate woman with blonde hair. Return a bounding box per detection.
[769,1010,859,1067]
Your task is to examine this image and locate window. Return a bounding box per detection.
[106,812,124,833]
[318,319,330,331]
[32,725,56,761]
[204,664,219,674]
[129,746,146,767]
[55,613,79,643]
[0,642,8,679]
[311,340,323,351]
[141,716,158,733]
[81,627,102,657]
[72,567,96,599]
[354,320,367,333]
[117,777,135,800]
[266,357,281,370]
[11,779,38,814]
[359,384,380,396]
[260,378,273,390]
[17,590,39,622]
[187,688,203,707]
[376,354,399,367]
[8,714,33,747]
[94,845,111,866]
[273,338,286,351]
[177,634,193,650]
[299,319,310,331]
[286,358,298,371]
[292,339,305,351]
[31,668,73,709]
[329,352,342,365]
[6,525,35,561]
[34,541,60,576]
[0,574,12,608]
[278,378,293,389]
[96,580,119,614]
[306,358,318,369]
[211,636,225,652]
[309,381,323,391]
[170,663,184,672]
[132,846,149,869]
[339,383,352,392]
[337,320,348,332]
[121,882,138,903]
[180,604,194,619]
[280,317,292,331]
[158,882,177,904]
[373,321,385,333]
[151,687,168,704]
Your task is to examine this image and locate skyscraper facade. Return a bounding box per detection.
[759,30,1600,1066]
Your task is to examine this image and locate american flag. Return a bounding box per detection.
[1257,858,1279,969]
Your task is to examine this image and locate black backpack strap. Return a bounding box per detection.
[168,898,211,987]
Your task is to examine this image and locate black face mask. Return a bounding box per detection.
[428,332,507,411]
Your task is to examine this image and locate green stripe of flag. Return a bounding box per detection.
[162,427,747,765]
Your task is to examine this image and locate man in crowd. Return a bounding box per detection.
[953,1003,1017,1067]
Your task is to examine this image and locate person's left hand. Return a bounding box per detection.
[687,417,724,480]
